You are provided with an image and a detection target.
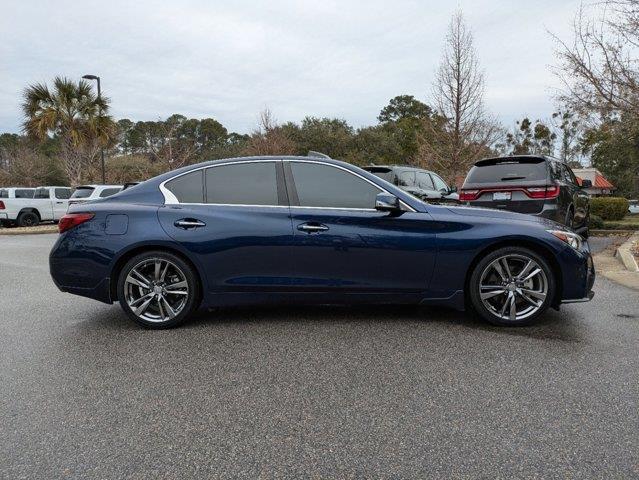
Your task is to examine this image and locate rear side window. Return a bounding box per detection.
[165,170,204,203]
[398,171,415,187]
[466,159,548,183]
[205,162,279,205]
[290,162,381,209]
[71,187,95,199]
[99,188,121,198]
[15,189,34,198]
[0,189,7,198]
[34,188,50,199]
[431,174,448,191]
[55,188,71,199]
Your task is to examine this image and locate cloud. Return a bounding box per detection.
[0,0,581,134]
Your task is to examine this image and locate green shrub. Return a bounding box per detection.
[589,215,604,229]
[590,197,629,221]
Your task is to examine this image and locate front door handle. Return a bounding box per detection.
[174,218,206,229]
[297,222,329,233]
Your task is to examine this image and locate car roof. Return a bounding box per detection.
[75,184,123,189]
[364,165,436,173]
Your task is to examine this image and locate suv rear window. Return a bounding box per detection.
[363,167,394,183]
[71,187,95,199]
[466,158,548,183]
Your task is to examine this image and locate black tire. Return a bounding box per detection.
[17,211,39,227]
[117,250,200,329]
[468,246,556,327]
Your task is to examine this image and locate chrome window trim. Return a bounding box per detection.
[159,158,416,213]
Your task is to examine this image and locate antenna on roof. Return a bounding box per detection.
[307,151,331,159]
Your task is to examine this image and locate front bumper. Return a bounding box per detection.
[559,243,595,304]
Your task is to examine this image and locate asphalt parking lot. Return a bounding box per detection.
[1,234,638,478]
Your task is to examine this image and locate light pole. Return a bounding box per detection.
[82,74,106,184]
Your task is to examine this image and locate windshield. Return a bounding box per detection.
[466,158,548,183]
[70,187,95,199]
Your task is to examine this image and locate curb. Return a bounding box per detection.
[615,233,639,272]
[0,227,58,236]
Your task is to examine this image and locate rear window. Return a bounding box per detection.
[466,158,548,183]
[15,189,35,198]
[99,187,121,198]
[71,187,95,199]
[363,167,394,183]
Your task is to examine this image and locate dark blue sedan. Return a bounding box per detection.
[49,155,595,329]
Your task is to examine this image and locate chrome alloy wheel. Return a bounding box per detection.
[478,254,548,322]
[124,258,189,323]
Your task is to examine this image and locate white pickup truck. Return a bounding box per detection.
[0,186,72,227]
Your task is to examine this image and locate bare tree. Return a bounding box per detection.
[552,0,639,118]
[417,11,500,183]
[243,109,296,156]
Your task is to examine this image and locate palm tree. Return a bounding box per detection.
[22,76,116,185]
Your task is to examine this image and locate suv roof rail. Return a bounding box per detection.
[307,151,331,159]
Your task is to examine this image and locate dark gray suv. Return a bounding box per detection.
[460,155,591,234]
[363,165,459,204]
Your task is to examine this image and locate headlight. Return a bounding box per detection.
[547,230,583,250]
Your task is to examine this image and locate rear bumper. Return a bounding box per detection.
[0,213,7,220]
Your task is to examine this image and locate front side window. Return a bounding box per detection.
[290,162,381,209]
[416,172,435,190]
[165,170,204,203]
[205,162,278,205]
[431,174,448,191]
[54,188,71,199]
[34,188,50,199]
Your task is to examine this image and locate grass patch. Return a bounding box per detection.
[603,214,639,230]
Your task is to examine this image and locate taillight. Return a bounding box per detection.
[58,213,94,233]
[525,185,559,199]
[459,190,480,201]
[0,200,5,210]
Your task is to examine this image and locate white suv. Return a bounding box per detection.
[67,185,123,209]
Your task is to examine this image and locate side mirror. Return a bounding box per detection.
[375,192,401,212]
[581,179,592,188]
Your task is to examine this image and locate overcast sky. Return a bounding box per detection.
[1,0,582,135]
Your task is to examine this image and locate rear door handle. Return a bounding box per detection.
[174,218,206,229]
[297,222,329,233]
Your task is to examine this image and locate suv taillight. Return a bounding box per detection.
[525,185,560,199]
[58,213,94,233]
[459,190,480,201]
[0,200,5,210]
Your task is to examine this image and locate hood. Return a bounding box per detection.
[445,205,567,230]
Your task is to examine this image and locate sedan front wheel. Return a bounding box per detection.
[469,247,556,326]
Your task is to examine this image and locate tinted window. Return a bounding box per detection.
[205,162,278,205]
[16,189,35,198]
[291,162,381,209]
[363,167,394,183]
[54,188,71,199]
[466,159,548,183]
[416,172,434,190]
[99,187,121,198]
[0,189,7,198]
[431,174,448,191]
[165,170,204,203]
[34,188,50,199]
[398,171,415,187]
[71,187,95,199]
[562,164,578,185]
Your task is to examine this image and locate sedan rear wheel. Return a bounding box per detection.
[117,251,200,328]
[469,247,555,326]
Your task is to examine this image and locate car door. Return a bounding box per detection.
[53,188,71,219]
[157,160,295,295]
[33,188,54,220]
[284,160,437,296]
